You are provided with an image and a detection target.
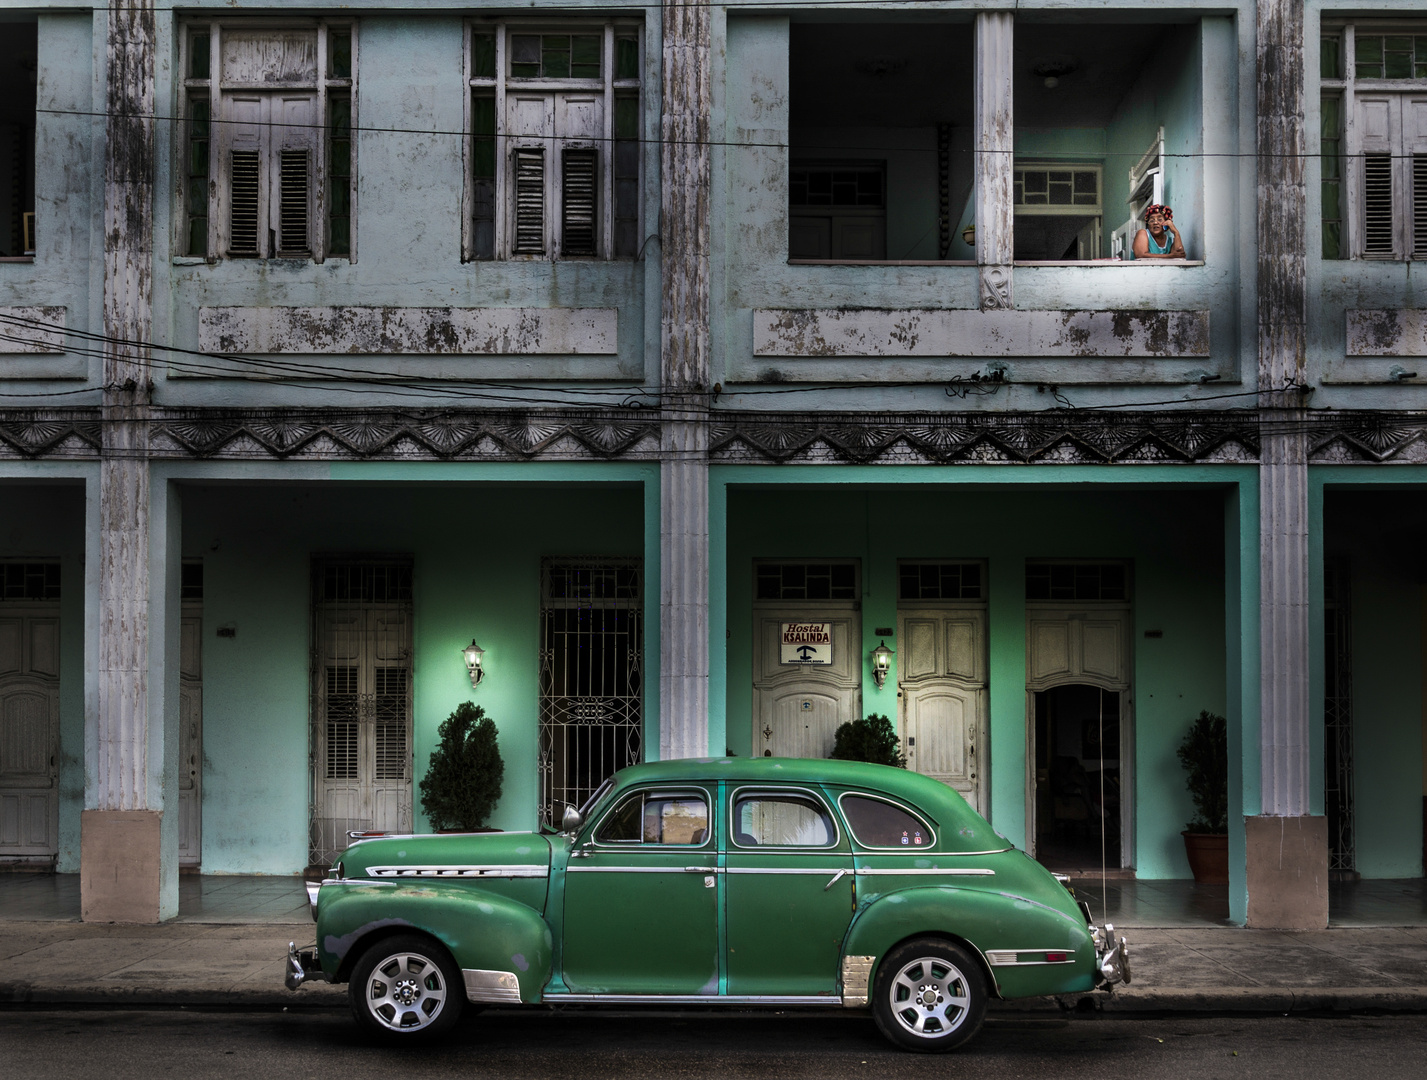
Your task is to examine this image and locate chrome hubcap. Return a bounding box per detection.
[365,952,448,1031]
[889,957,971,1039]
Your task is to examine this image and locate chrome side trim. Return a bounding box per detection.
[725,867,848,875]
[304,879,321,920]
[840,954,876,1008]
[366,865,548,879]
[565,865,715,874]
[984,949,1079,966]
[462,968,522,1004]
[854,867,994,876]
[542,994,836,1005]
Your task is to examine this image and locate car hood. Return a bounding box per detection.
[336,830,554,880]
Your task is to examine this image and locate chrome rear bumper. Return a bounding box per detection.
[1091,924,1131,988]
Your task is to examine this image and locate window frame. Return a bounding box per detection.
[1322,19,1427,261]
[589,788,713,848]
[835,790,938,851]
[727,785,842,851]
[178,19,358,263]
[462,18,642,262]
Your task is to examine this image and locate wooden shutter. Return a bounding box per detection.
[561,149,598,256]
[275,95,316,255]
[227,96,264,256]
[1407,96,1427,258]
[1357,95,1403,257]
[513,148,546,254]
[1363,153,1395,254]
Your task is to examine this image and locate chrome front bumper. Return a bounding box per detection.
[1091,924,1131,988]
[285,942,323,991]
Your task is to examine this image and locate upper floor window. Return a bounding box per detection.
[181,22,355,261]
[1321,23,1427,260]
[465,21,641,261]
[0,17,37,260]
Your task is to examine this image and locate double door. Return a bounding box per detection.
[0,609,59,859]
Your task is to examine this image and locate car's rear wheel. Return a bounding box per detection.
[348,934,463,1040]
[871,938,987,1052]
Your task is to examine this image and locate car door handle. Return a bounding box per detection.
[824,869,848,891]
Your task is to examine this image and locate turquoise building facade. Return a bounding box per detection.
[0,0,1422,927]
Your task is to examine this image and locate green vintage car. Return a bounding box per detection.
[286,757,1128,1051]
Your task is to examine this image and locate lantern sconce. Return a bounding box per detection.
[871,640,895,689]
[462,639,486,688]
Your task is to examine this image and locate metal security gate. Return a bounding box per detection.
[309,559,414,867]
[538,559,642,828]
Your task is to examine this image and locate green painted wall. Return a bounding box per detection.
[182,482,644,874]
[0,484,86,872]
[724,484,1226,879]
[1326,491,1426,879]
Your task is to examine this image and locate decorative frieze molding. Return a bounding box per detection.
[0,307,67,353]
[8,407,1427,466]
[198,307,619,355]
[753,309,1211,359]
[1346,310,1427,356]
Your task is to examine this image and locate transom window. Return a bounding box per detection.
[466,21,641,261]
[1025,562,1128,602]
[898,562,983,602]
[755,562,858,601]
[0,562,59,601]
[731,792,837,848]
[597,792,709,845]
[181,21,355,261]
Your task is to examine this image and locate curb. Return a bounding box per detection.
[0,983,346,1008]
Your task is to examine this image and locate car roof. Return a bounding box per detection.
[606,757,1010,853]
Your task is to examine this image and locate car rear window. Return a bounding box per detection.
[840,794,934,849]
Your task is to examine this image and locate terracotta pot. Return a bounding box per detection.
[1181,831,1229,884]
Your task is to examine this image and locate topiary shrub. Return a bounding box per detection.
[419,702,505,831]
[1176,710,1228,834]
[829,713,907,768]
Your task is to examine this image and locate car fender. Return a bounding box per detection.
[318,880,554,1003]
[842,885,1097,998]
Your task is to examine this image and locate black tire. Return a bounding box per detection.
[870,938,987,1052]
[348,933,464,1041]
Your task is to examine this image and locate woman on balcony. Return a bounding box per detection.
[1133,203,1185,259]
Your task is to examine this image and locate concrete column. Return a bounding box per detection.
[1249,0,1326,929]
[974,11,1014,310]
[82,1,173,922]
[658,2,713,759]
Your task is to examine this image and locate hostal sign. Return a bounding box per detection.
[780,622,833,665]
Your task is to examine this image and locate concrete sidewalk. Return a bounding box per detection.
[1,921,1424,1014]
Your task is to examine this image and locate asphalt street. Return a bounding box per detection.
[2,1008,1425,1079]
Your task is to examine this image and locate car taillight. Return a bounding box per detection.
[1045,952,1068,963]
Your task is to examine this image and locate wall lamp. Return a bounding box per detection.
[462,639,486,688]
[871,640,895,689]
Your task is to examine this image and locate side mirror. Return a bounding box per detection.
[561,805,583,833]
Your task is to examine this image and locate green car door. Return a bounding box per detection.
[561,786,720,994]
[724,786,855,996]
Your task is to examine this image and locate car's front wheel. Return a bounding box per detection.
[871,938,987,1052]
[348,934,464,1040]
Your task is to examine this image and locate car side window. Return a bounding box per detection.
[840,794,934,849]
[732,793,836,848]
[596,792,709,845]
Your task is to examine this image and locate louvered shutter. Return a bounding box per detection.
[513,149,546,254]
[561,149,598,256]
[1357,95,1404,257]
[1407,96,1427,258]
[226,96,264,256]
[275,95,316,255]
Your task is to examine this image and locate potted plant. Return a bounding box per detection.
[419,702,505,832]
[829,714,907,768]
[1177,710,1229,884]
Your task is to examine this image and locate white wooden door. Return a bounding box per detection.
[311,604,412,864]
[0,610,60,859]
[178,612,203,867]
[898,608,988,814]
[752,607,861,759]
